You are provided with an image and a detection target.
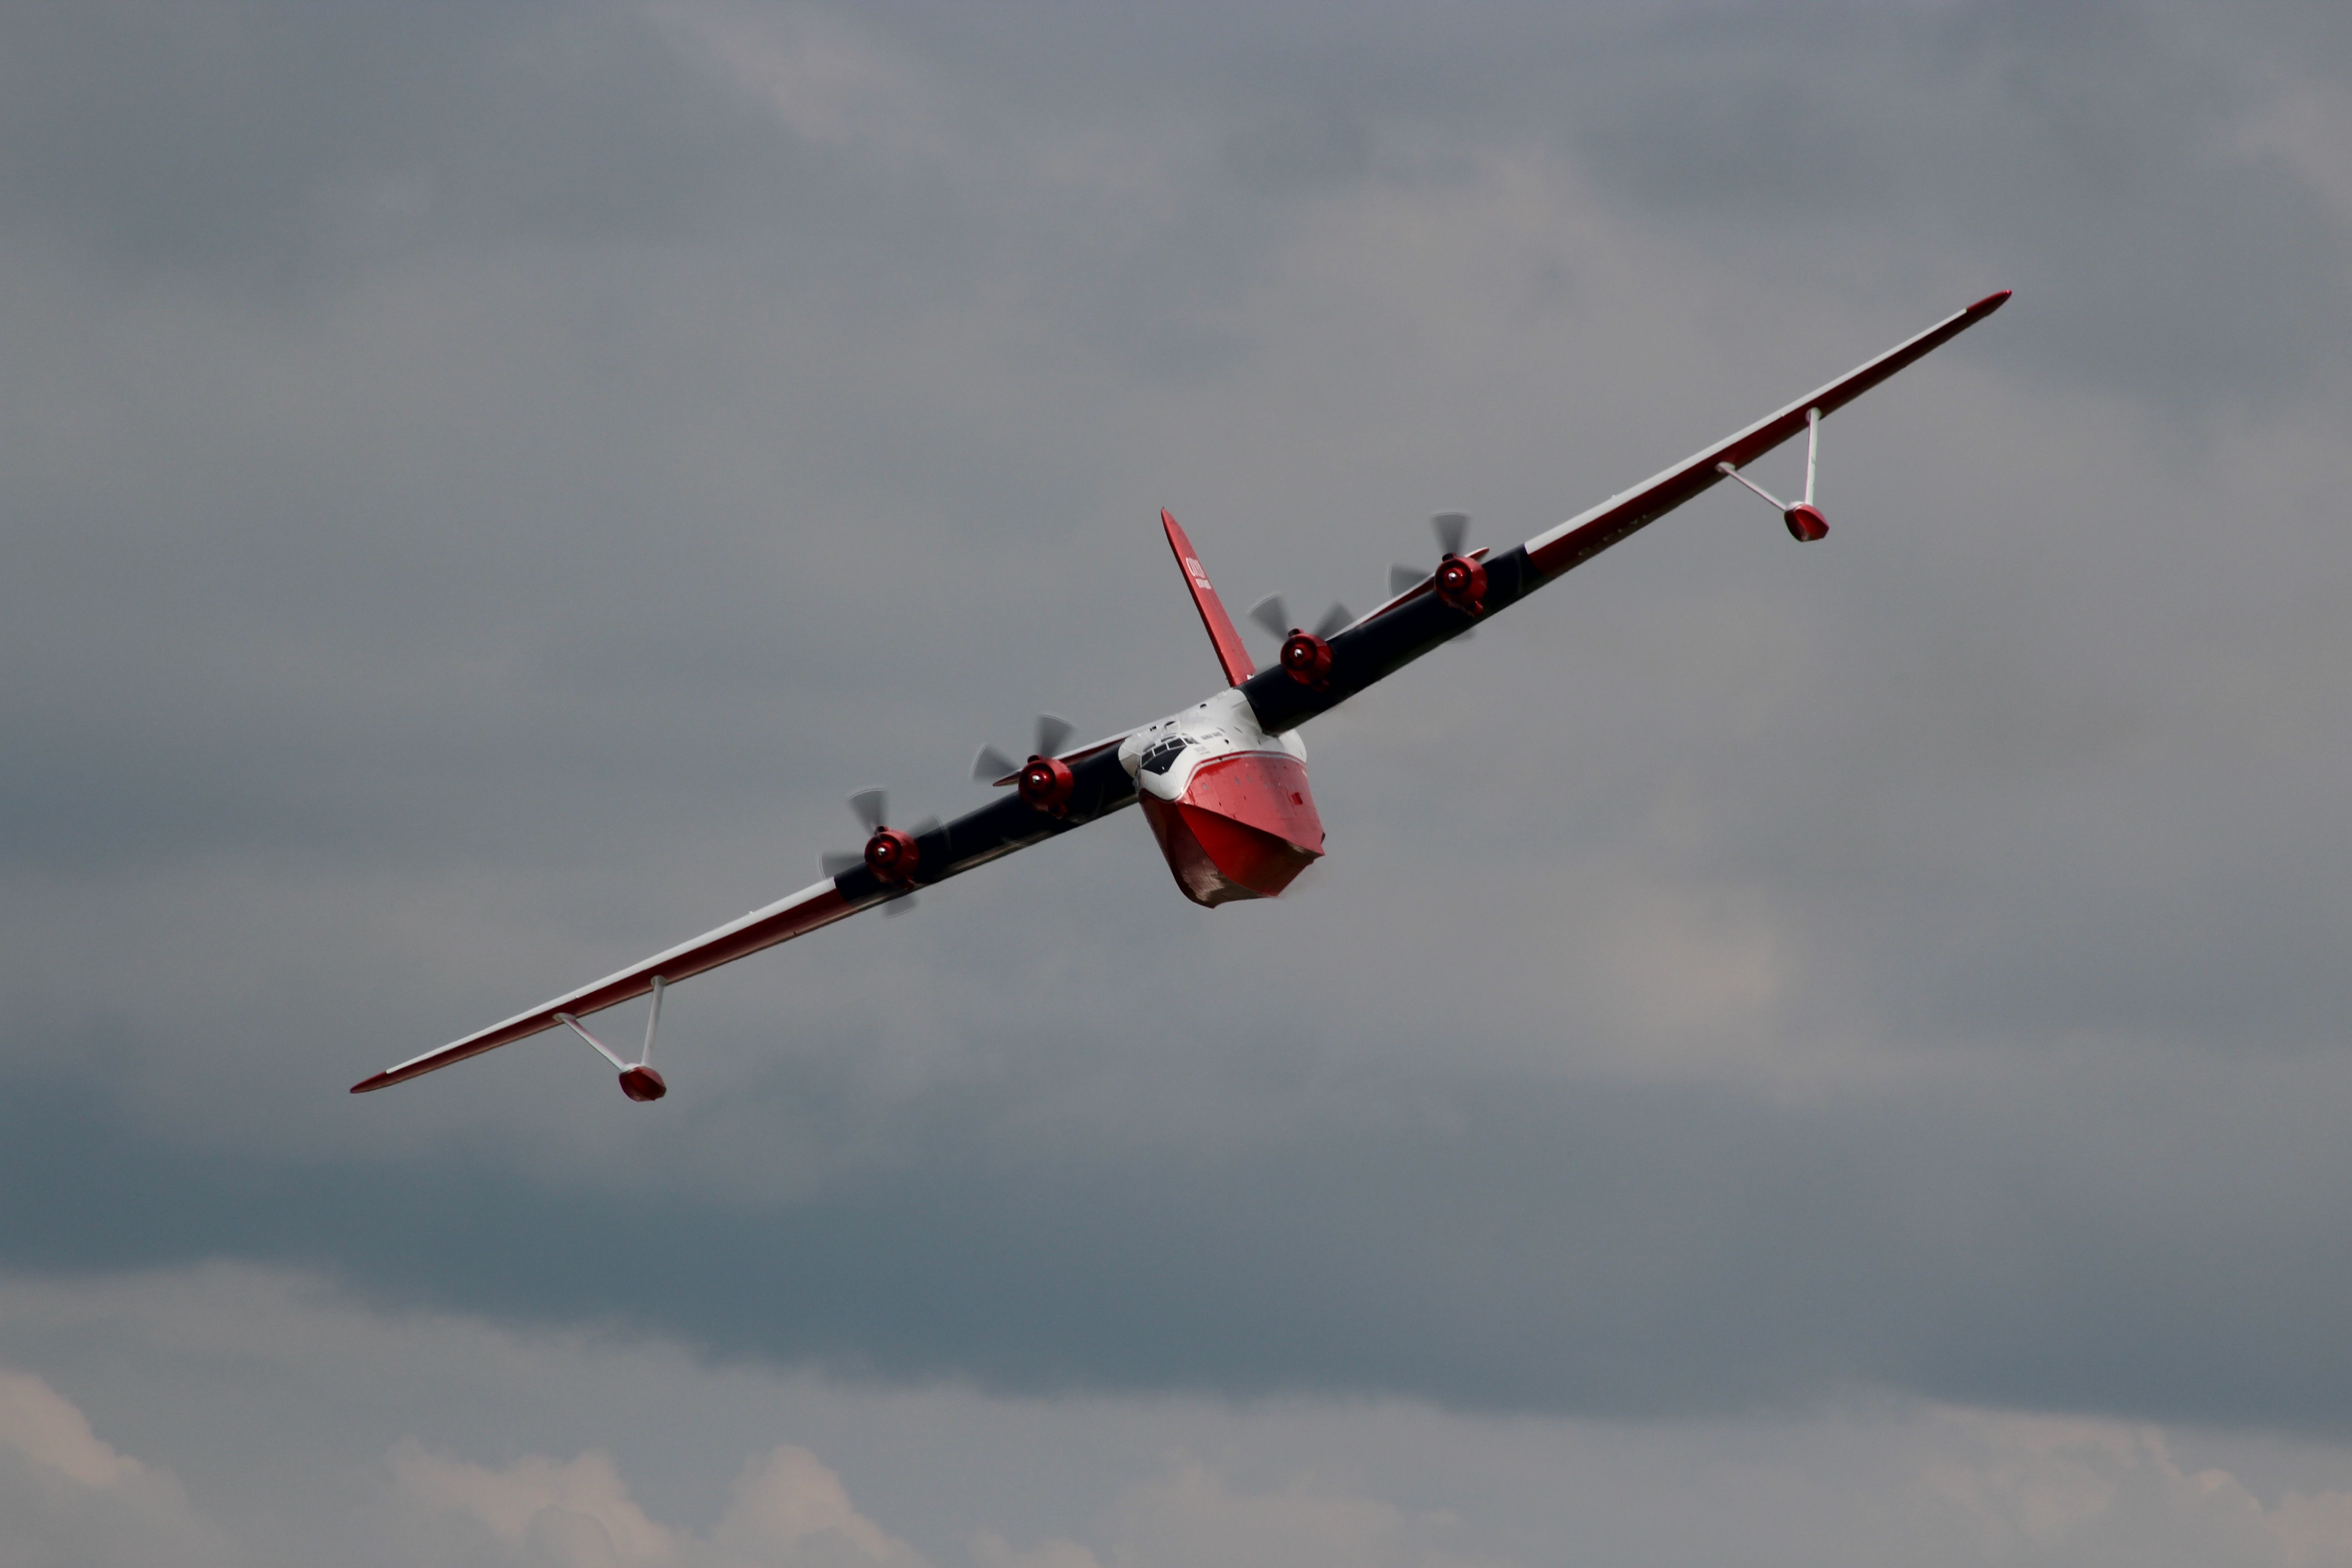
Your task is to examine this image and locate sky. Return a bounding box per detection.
[6,0,2352,1563]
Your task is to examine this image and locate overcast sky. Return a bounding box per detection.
[8,1,2352,1564]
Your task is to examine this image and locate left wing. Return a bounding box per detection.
[1519,289,2011,578]
[1234,289,2011,735]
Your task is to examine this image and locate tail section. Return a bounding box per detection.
[1161,510,1256,687]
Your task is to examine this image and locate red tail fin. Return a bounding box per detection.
[1161,510,1255,686]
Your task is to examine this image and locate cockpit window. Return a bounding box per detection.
[1140,736,1189,775]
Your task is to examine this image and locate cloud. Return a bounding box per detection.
[19,1270,2352,1568]
[708,1446,927,1568]
[0,1366,142,1488]
[392,1439,924,1568]
[978,1457,1506,1568]
[0,1335,1508,1568]
[0,1369,240,1568]
[391,1441,676,1564]
[4,0,2352,1451]
[1913,1411,2352,1568]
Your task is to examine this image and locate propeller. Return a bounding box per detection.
[1427,511,1480,638]
[821,790,938,902]
[1248,595,1353,642]
[973,713,1076,784]
[1382,516,1477,621]
[821,787,892,876]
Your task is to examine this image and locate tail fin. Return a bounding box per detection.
[1161,510,1256,686]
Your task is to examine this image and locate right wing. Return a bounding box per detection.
[353,732,1147,1094]
[351,878,861,1092]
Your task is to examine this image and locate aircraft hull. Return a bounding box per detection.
[1139,750,1323,906]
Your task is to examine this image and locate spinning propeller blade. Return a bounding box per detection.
[1389,564,1423,597]
[1251,594,1350,641]
[1432,510,1470,556]
[1249,593,1291,641]
[977,714,1074,786]
[849,788,889,833]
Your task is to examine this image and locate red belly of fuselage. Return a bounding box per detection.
[1139,750,1324,907]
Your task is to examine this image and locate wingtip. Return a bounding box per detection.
[1968,289,2013,315]
[350,1071,390,1094]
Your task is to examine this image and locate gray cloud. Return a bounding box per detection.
[5,0,2352,1464]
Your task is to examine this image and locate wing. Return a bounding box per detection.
[1235,290,2011,735]
[351,878,860,1092]
[1519,289,2011,578]
[353,737,1147,1094]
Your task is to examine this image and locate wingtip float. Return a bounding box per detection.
[355,291,2011,1102]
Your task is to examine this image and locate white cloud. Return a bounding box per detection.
[16,1269,2352,1568]
[646,1,941,160]
[0,1365,142,1488]
[707,1444,927,1568]
[390,1441,676,1563]
[1100,1457,1506,1568]
[0,1368,240,1568]
[1914,1411,2352,1568]
[392,1433,925,1568]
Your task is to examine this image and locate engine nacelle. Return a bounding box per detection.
[864,827,920,882]
[1435,553,1487,613]
[1783,504,1828,542]
[617,1064,668,1102]
[1017,754,1076,816]
[1280,631,1333,687]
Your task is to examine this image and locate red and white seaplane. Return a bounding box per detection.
[354,291,2009,1102]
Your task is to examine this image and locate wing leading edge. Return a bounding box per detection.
[353,730,1146,1094]
[1232,290,2010,737]
[351,878,861,1092]
[1519,289,2011,578]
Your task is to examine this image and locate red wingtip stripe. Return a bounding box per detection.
[1969,289,2013,315]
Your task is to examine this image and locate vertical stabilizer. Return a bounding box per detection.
[1160,510,1256,686]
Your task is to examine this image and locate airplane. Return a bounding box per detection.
[353,290,2010,1103]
